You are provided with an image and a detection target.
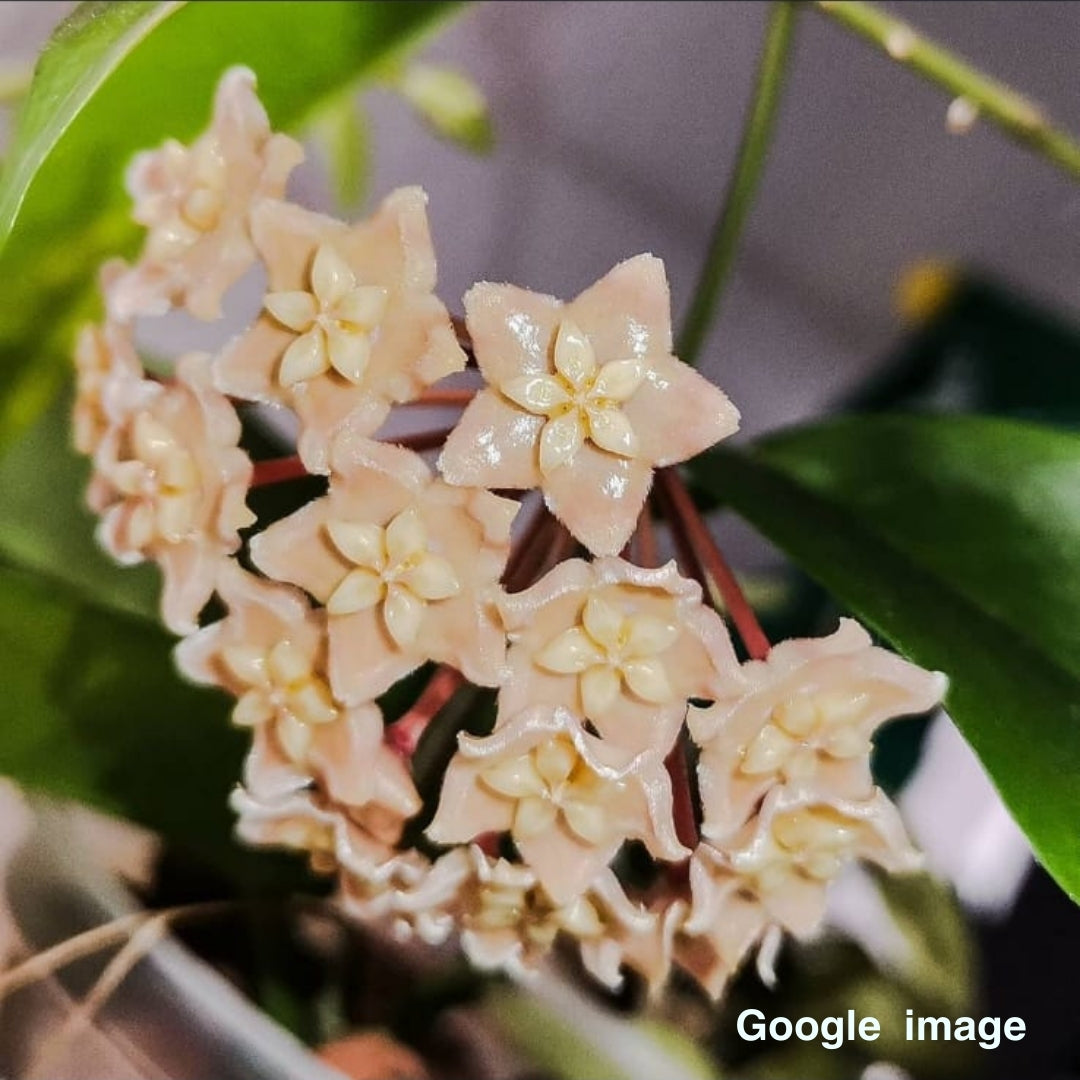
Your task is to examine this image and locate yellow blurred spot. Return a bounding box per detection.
[895,260,958,326]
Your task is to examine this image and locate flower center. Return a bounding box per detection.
[499,319,646,474]
[112,411,202,547]
[221,638,338,763]
[265,243,389,389]
[470,870,604,948]
[748,806,862,892]
[534,592,679,717]
[479,734,626,846]
[323,506,461,649]
[740,690,872,781]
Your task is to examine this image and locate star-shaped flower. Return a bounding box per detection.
[234,720,422,875]
[214,188,466,472]
[396,845,655,983]
[498,557,741,753]
[113,67,303,321]
[91,353,254,634]
[176,562,337,765]
[250,436,516,704]
[438,255,740,555]
[427,705,688,904]
[689,619,947,841]
[719,787,922,937]
[73,263,143,457]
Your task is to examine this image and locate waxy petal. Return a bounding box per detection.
[327,568,383,615]
[535,627,605,674]
[581,664,621,717]
[553,319,596,388]
[326,325,371,384]
[383,582,424,648]
[592,358,645,403]
[326,519,385,570]
[501,374,571,416]
[622,657,674,704]
[310,244,356,306]
[279,329,328,387]
[402,554,460,601]
[264,290,317,332]
[586,405,639,458]
[539,411,585,475]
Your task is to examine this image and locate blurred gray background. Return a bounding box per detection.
[6,1,1080,441]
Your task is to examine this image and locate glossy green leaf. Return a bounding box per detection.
[0,0,463,447]
[690,415,1080,902]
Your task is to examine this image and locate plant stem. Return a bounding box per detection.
[815,1,1080,180]
[251,455,309,486]
[657,468,771,660]
[665,739,699,850]
[385,665,465,757]
[677,1,799,366]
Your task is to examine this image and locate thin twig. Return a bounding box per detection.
[656,468,770,660]
[816,1,1080,180]
[25,917,169,1080]
[0,901,236,1004]
[677,1,799,365]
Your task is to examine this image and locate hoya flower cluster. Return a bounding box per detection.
[74,68,947,1001]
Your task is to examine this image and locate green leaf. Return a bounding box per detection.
[690,414,1080,903]
[0,0,463,447]
[0,393,159,622]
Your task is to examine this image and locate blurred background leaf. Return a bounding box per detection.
[0,0,463,451]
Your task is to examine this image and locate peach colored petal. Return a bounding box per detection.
[623,354,740,468]
[498,558,739,754]
[427,706,686,904]
[463,281,562,387]
[565,254,672,365]
[689,618,946,842]
[250,497,344,602]
[216,191,464,472]
[438,389,544,490]
[122,67,303,320]
[541,442,651,558]
[305,706,421,822]
[328,606,419,705]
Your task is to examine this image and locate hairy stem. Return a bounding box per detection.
[677,1,799,366]
[657,468,770,660]
[816,1,1080,180]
